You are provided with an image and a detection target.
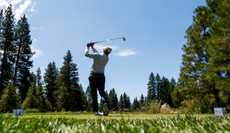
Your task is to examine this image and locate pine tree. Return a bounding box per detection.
[55,85,68,111]
[30,72,36,85]
[179,5,219,113]
[139,94,144,107]
[0,4,15,94]
[0,9,3,48]
[105,90,109,108]
[169,77,176,107]
[22,69,52,111]
[21,83,39,110]
[13,15,34,101]
[171,78,185,108]
[36,67,42,86]
[99,99,103,111]
[206,0,230,110]
[132,97,140,111]
[0,83,21,113]
[85,86,92,112]
[123,93,131,111]
[56,50,80,111]
[37,84,52,112]
[108,88,118,111]
[161,76,170,104]
[79,84,86,111]
[155,73,162,99]
[44,62,58,110]
[118,94,124,111]
[147,72,156,102]
[127,96,131,111]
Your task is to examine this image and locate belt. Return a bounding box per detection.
[91,72,104,74]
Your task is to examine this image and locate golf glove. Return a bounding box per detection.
[87,42,92,47]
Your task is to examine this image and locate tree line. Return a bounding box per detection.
[141,0,230,113]
[171,0,230,113]
[0,4,135,113]
[1,0,229,113]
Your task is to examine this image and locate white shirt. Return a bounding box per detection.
[85,47,109,73]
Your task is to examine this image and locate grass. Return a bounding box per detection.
[1,112,229,132]
[6,112,214,119]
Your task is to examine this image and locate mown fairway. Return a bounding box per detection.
[19,112,214,120]
[1,113,230,132]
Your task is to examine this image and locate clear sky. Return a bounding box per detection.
[0,0,207,102]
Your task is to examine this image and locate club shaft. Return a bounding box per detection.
[94,37,124,44]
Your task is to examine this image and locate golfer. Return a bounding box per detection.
[85,42,112,116]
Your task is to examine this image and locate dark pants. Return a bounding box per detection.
[88,73,108,112]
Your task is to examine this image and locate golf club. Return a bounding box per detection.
[94,37,126,44]
[87,37,126,47]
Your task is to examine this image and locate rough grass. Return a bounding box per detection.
[0,113,229,132]
[5,112,214,120]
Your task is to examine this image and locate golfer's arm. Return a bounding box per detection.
[85,47,91,57]
[92,47,98,54]
[85,47,96,58]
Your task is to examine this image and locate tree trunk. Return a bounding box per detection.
[13,41,21,86]
[0,42,7,94]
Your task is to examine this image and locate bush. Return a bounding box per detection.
[141,99,162,113]
[61,108,66,113]
[24,108,40,113]
[149,99,162,113]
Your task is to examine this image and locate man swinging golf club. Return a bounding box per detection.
[85,42,112,116]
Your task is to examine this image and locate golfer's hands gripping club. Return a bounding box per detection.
[87,42,95,48]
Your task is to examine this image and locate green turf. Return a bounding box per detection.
[1,113,229,132]
[7,112,215,119]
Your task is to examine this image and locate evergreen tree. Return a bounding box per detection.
[13,15,34,101]
[0,4,15,94]
[85,86,92,112]
[139,94,144,107]
[123,93,131,111]
[37,84,52,112]
[206,0,230,110]
[44,62,58,110]
[132,97,140,111]
[0,9,3,49]
[155,73,162,99]
[147,72,156,102]
[56,50,80,111]
[108,88,118,110]
[105,90,109,108]
[22,69,52,111]
[169,77,176,107]
[55,85,68,111]
[161,76,170,104]
[127,96,131,111]
[21,83,51,111]
[171,78,185,108]
[0,83,21,113]
[36,67,42,86]
[99,99,103,111]
[144,96,147,105]
[80,84,88,111]
[179,5,218,113]
[79,84,86,111]
[30,72,36,85]
[118,94,124,111]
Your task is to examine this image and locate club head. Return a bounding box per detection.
[123,37,126,41]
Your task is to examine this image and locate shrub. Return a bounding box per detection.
[24,108,40,113]
[142,99,162,113]
[61,108,66,113]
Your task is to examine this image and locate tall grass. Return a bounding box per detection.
[1,113,229,132]
[142,99,162,113]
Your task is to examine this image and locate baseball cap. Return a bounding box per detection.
[106,47,112,53]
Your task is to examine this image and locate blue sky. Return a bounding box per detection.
[0,0,207,102]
